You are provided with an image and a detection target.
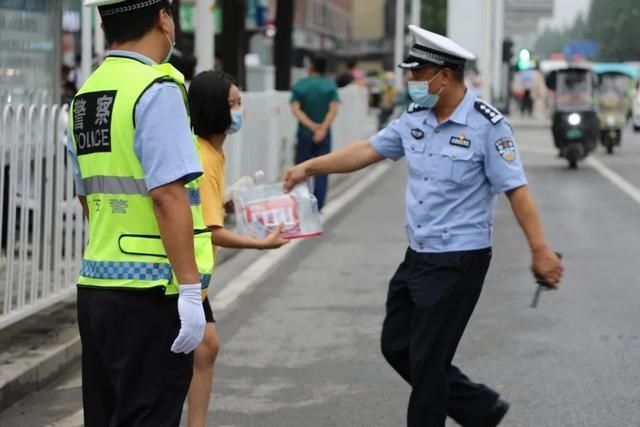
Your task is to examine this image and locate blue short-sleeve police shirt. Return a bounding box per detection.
[370,90,527,253]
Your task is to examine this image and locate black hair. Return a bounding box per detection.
[102,2,171,46]
[188,70,239,138]
[450,67,465,82]
[312,56,327,74]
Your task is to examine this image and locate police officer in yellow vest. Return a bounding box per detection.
[66,1,213,425]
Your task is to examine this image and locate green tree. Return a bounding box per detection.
[539,0,640,61]
[421,0,447,35]
[586,0,640,61]
[535,28,567,57]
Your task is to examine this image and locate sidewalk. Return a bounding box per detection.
[0,162,384,413]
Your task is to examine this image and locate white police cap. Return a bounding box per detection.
[399,25,476,70]
[84,0,171,21]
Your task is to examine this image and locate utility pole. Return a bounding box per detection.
[410,0,421,26]
[195,0,215,72]
[274,0,294,90]
[81,4,92,79]
[394,0,406,89]
[221,0,246,86]
[94,12,105,57]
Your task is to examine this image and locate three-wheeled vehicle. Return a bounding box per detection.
[546,66,599,169]
[593,63,638,153]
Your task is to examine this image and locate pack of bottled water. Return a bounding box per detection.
[230,171,323,240]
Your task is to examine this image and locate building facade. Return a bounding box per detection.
[0,0,63,105]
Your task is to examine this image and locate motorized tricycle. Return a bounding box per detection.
[546,66,599,169]
[593,63,638,154]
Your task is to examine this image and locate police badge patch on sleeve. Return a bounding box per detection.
[73,90,117,156]
[495,137,516,162]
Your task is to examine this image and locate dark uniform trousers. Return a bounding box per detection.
[381,248,499,427]
[77,287,193,427]
[294,133,332,210]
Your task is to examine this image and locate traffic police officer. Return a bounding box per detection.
[67,1,213,425]
[283,25,564,427]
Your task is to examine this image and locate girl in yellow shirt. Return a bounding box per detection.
[186,71,288,427]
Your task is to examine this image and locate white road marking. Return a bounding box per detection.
[519,145,640,206]
[211,163,392,313]
[47,409,83,427]
[586,157,640,206]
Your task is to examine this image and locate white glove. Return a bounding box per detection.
[171,283,205,354]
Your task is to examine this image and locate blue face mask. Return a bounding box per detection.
[227,109,243,134]
[408,70,444,108]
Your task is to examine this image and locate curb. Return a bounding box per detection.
[0,162,393,413]
[0,336,81,412]
[0,299,80,412]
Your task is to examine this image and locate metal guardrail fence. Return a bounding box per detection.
[0,85,370,329]
[0,104,86,329]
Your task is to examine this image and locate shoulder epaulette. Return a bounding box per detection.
[407,102,429,114]
[474,100,504,125]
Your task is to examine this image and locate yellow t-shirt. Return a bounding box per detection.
[198,137,226,254]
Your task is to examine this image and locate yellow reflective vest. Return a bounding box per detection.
[70,56,214,297]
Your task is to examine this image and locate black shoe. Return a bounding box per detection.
[481,399,509,427]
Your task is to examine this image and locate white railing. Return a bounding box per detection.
[0,84,370,329]
[0,104,87,329]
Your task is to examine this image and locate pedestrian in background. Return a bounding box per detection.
[67,1,213,425]
[185,70,289,427]
[283,25,563,427]
[290,56,340,210]
[378,71,398,130]
[336,60,356,88]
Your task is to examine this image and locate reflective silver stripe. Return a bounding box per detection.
[83,176,148,195]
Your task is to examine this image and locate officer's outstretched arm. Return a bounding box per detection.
[283,140,383,192]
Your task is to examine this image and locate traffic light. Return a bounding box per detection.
[502,39,514,63]
[517,48,531,70]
